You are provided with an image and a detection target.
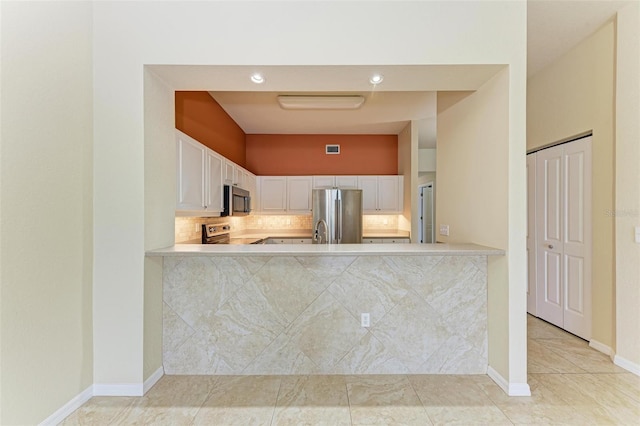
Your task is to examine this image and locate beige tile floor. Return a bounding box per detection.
[62,315,639,425]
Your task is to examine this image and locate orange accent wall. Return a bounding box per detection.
[246,134,398,176]
[175,91,246,166]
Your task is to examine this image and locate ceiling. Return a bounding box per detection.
[157,1,631,149]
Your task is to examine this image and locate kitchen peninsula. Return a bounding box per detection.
[147,243,502,375]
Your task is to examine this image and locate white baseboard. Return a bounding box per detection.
[93,382,143,396]
[38,385,93,426]
[38,369,164,424]
[487,366,531,397]
[589,339,614,358]
[614,354,640,376]
[143,366,164,394]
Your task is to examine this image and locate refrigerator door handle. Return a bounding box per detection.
[336,198,342,243]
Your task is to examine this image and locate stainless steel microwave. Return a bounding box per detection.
[222,185,251,216]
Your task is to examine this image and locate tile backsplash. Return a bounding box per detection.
[175,214,401,242]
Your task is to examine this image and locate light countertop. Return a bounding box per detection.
[227,229,411,240]
[147,243,504,257]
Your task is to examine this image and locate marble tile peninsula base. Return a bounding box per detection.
[153,244,498,376]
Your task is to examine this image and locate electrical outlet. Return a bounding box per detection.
[439,225,449,236]
[361,313,370,328]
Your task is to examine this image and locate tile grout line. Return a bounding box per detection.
[269,376,284,426]
[345,378,354,426]
[405,374,436,426]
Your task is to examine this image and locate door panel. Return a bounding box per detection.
[536,144,564,327]
[562,137,591,339]
[565,255,584,314]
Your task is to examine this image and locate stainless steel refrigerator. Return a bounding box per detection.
[312,188,363,244]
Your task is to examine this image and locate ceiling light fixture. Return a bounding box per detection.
[250,73,265,84]
[277,95,365,110]
[369,74,384,85]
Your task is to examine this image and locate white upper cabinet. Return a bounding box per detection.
[287,176,313,212]
[259,176,287,212]
[377,175,402,212]
[357,175,403,214]
[357,176,379,212]
[175,130,254,214]
[224,160,235,186]
[312,175,358,189]
[176,133,205,210]
[313,175,335,188]
[204,150,224,212]
[256,174,403,215]
[335,175,358,188]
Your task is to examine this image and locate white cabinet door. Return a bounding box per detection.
[382,238,410,243]
[287,176,313,212]
[176,133,205,210]
[335,175,358,188]
[313,176,335,188]
[358,176,378,212]
[358,176,402,213]
[224,160,235,185]
[362,238,383,243]
[245,172,258,198]
[205,150,224,212]
[377,176,400,212]
[259,176,287,212]
[233,166,244,188]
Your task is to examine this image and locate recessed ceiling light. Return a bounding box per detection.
[369,74,384,85]
[250,73,265,84]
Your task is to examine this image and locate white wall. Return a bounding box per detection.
[437,68,529,393]
[398,122,419,237]
[0,1,528,422]
[91,0,527,393]
[418,149,437,172]
[615,1,640,372]
[0,2,94,423]
[527,21,615,348]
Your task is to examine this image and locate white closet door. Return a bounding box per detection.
[527,154,537,314]
[536,144,565,328]
[562,136,592,339]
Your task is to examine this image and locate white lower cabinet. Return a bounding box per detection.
[382,238,410,243]
[363,237,409,243]
[362,238,383,243]
[268,238,312,244]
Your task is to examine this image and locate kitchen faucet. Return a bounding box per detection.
[313,219,329,244]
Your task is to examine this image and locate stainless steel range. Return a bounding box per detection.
[201,223,231,244]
